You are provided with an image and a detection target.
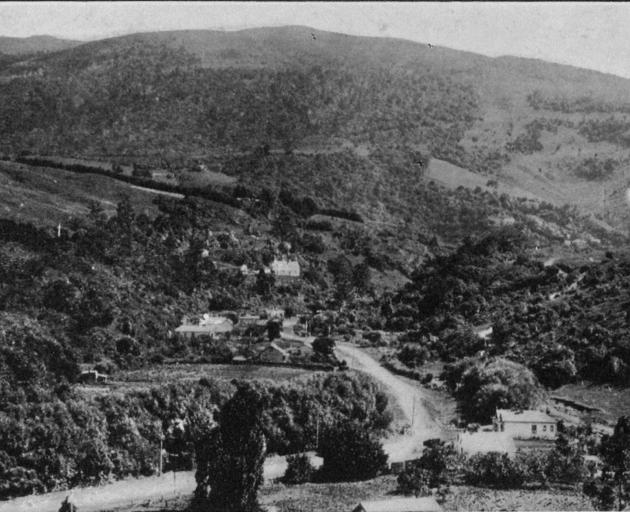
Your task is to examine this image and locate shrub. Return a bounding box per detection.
[464,452,528,489]
[318,420,388,482]
[283,453,315,484]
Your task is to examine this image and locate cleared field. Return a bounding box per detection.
[0,161,160,226]
[114,363,317,385]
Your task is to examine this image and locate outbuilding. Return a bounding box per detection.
[352,497,442,512]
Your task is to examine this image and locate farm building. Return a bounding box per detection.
[258,342,290,363]
[78,369,108,384]
[352,497,442,512]
[270,258,300,277]
[493,409,557,440]
[175,315,233,340]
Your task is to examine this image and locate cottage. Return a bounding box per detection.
[270,258,300,277]
[494,409,557,440]
[258,342,290,363]
[352,497,442,512]
[175,315,233,340]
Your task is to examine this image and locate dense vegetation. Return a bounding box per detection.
[386,227,630,388]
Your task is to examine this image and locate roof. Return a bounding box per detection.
[175,319,233,333]
[496,409,556,423]
[355,497,442,512]
[266,342,290,357]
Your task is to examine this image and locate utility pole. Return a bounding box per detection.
[316,414,320,450]
[411,397,416,429]
[159,435,164,476]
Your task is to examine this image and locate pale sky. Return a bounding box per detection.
[2,2,630,79]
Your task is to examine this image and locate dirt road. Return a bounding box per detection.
[0,454,321,512]
[335,342,443,462]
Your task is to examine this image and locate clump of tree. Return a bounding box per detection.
[584,416,630,510]
[442,357,544,423]
[282,453,315,484]
[318,420,388,482]
[397,439,462,498]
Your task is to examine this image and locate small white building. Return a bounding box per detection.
[270,258,300,277]
[494,409,557,440]
[352,497,442,512]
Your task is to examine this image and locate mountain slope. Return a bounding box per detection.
[1,26,630,236]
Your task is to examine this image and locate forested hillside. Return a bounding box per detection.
[2,27,630,230]
[386,227,630,388]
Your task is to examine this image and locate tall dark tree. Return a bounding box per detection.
[586,416,630,510]
[193,382,267,512]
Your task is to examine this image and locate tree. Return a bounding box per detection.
[318,420,388,482]
[352,262,372,294]
[193,382,267,512]
[455,358,544,423]
[58,496,77,512]
[256,268,275,298]
[312,337,336,358]
[397,439,460,497]
[585,416,630,510]
[283,453,315,484]
[464,452,528,489]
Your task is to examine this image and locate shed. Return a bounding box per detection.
[352,497,442,512]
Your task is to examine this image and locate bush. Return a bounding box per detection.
[283,453,315,484]
[318,420,388,482]
[464,452,528,489]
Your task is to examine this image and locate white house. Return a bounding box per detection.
[493,409,557,440]
[352,497,442,512]
[270,258,300,277]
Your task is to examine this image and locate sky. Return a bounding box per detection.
[2,2,630,79]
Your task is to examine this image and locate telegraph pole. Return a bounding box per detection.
[411,397,416,429]
[159,434,164,476]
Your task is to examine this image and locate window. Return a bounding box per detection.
[543,425,547,432]
[531,424,537,434]
[550,425,554,432]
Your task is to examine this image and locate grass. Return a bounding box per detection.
[0,161,159,227]
[113,363,317,385]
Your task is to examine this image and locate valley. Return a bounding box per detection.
[1,18,630,512]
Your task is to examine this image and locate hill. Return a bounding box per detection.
[0,35,80,54]
[0,26,628,249]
